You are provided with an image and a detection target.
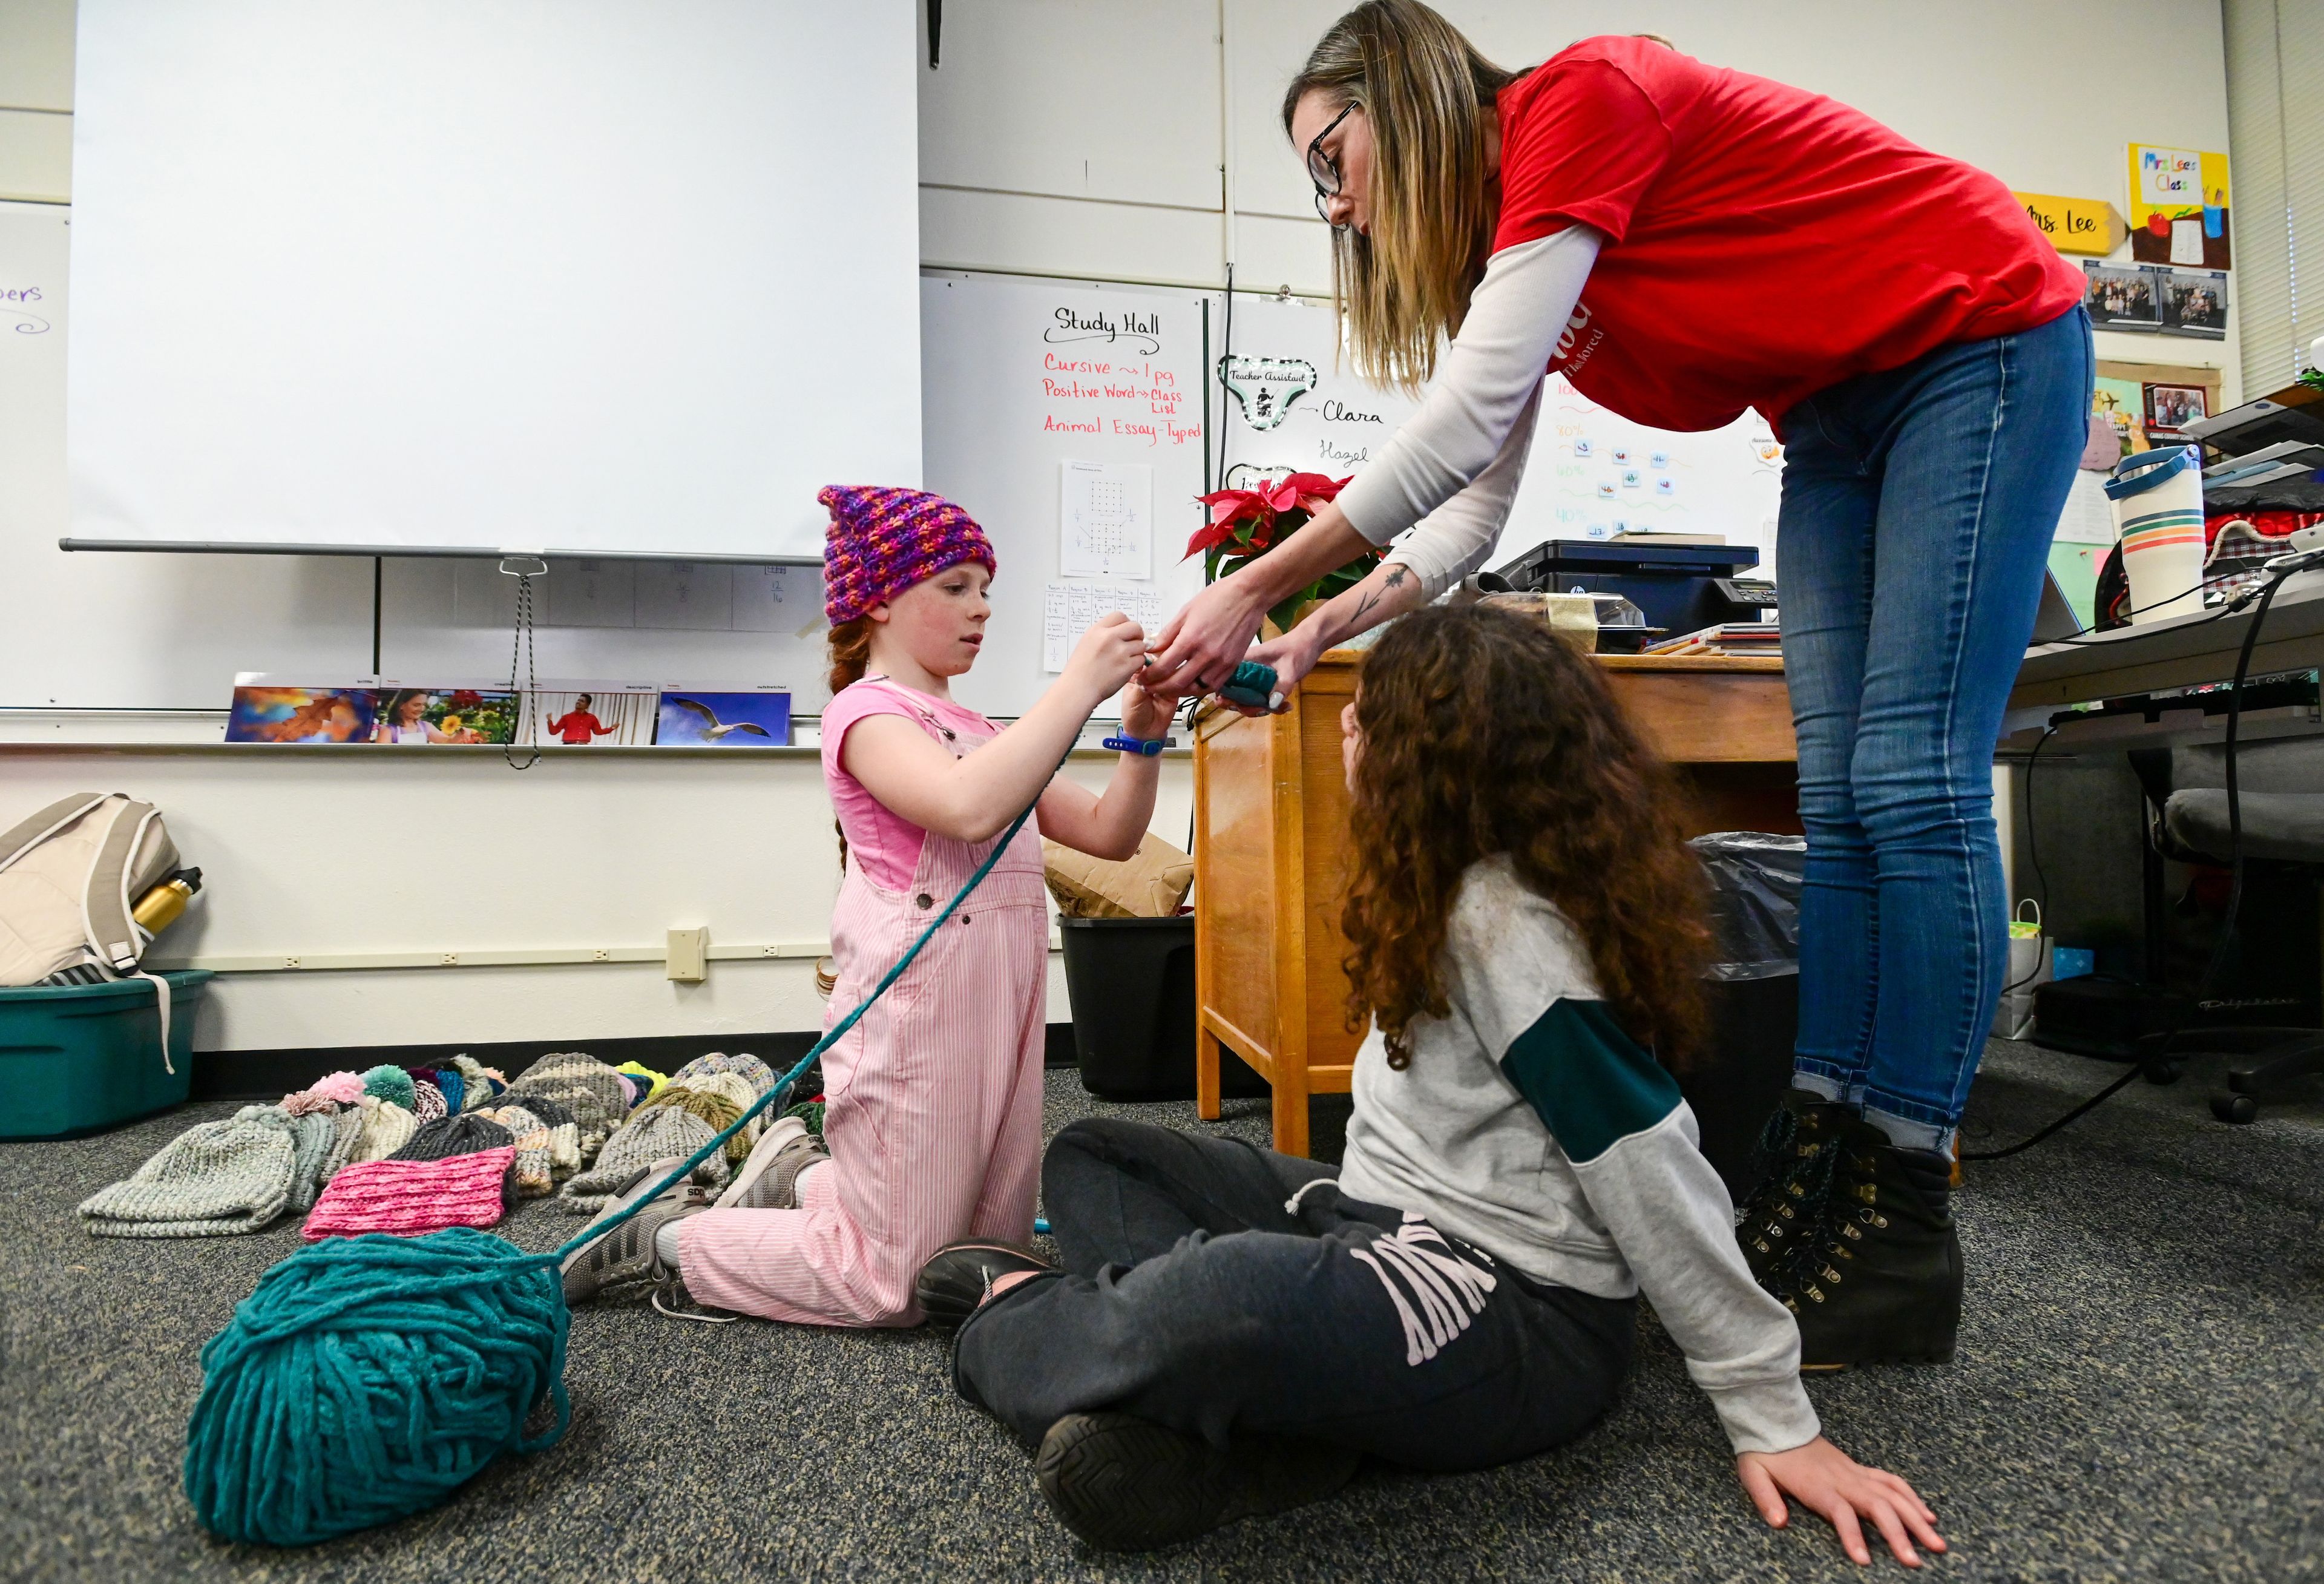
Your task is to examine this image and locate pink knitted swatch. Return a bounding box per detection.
[300,1145,516,1241]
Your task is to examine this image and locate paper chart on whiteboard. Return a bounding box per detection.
[1060,460,1154,579]
[1043,582,1165,672]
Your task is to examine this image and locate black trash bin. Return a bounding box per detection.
[1060,916,1267,1100]
[1682,833,1807,1200]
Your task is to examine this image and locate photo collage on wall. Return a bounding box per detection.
[2082,260,2228,339]
[226,677,791,747]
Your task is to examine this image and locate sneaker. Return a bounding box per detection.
[913,1239,1055,1331]
[1034,1411,1359,1552]
[560,1157,711,1306]
[1735,1089,1857,1281]
[1763,1122,1962,1371]
[714,1117,830,1210]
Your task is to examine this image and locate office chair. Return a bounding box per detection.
[2148,784,2324,1123]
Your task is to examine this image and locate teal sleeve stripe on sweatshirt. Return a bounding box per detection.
[1497,999,1682,1164]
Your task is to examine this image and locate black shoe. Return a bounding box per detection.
[1034,1411,1359,1552]
[1735,1089,1857,1281]
[914,1239,1055,1331]
[1764,1122,1962,1371]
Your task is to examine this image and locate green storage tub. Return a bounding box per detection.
[0,970,211,1140]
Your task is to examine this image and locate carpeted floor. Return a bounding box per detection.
[5,1041,2320,1582]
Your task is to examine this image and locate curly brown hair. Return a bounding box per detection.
[1341,604,1712,1069]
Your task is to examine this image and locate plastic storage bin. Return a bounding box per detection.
[1060,916,1265,1100]
[0,970,211,1140]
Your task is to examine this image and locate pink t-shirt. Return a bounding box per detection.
[820,679,999,892]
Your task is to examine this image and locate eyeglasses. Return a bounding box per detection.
[1306,100,1357,226]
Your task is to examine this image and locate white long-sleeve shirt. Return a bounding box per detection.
[1333,227,1601,600]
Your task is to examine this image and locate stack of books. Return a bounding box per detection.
[1642,623,1782,658]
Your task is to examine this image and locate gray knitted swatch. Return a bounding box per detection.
[559,1101,728,1213]
[79,1109,298,1238]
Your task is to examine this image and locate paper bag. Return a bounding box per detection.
[1043,833,1194,919]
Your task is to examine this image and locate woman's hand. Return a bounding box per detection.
[1737,1438,1945,1568]
[1145,578,1269,701]
[1117,679,1172,740]
[1063,612,1151,709]
[1214,624,1324,715]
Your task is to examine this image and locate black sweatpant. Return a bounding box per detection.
[951,1118,1636,1471]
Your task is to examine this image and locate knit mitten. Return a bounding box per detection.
[559,1101,728,1212]
[390,1112,516,1162]
[79,1111,299,1238]
[502,1051,632,1163]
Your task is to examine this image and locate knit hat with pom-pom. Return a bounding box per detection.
[818,485,995,625]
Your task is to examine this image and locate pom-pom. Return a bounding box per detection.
[360,1064,416,1111]
[182,1228,569,1546]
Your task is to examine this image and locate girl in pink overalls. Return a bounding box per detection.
[668,485,1163,1326]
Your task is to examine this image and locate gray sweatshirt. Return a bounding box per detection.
[1338,855,1820,1456]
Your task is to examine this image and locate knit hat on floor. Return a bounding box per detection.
[79,1109,299,1238]
[390,1112,516,1162]
[317,1102,365,1185]
[481,1105,557,1197]
[301,1146,519,1241]
[450,1056,508,1112]
[283,1070,367,1116]
[280,1108,341,1212]
[432,1067,465,1114]
[410,1079,449,1124]
[669,1051,778,1099]
[350,1097,419,1164]
[819,485,996,625]
[501,1052,630,1162]
[646,1073,763,1164]
[359,1063,416,1111]
[559,1099,732,1212]
[615,1060,668,1101]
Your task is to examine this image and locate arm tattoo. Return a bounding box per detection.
[1348,565,1409,628]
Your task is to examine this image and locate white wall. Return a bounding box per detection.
[0,1,2242,1051]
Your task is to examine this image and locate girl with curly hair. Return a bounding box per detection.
[919,606,1942,1565]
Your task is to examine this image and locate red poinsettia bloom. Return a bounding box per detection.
[1187,488,1275,559]
[1280,472,1353,513]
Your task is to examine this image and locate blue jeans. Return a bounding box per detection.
[1779,307,2092,1148]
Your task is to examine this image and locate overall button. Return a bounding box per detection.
[914,893,934,910]
[959,913,972,925]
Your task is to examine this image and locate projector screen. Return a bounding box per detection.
[65,1,920,564]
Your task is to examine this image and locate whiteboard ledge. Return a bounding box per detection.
[59,537,821,567]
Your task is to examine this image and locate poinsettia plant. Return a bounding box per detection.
[1185,472,1377,634]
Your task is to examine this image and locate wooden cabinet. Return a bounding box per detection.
[1192,649,1796,1156]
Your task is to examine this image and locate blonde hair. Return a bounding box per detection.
[1282,1,1518,391]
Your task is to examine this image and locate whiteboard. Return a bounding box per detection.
[921,273,1212,720]
[1212,295,1789,580]
[65,0,919,563]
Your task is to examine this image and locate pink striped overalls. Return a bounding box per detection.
[678,682,1050,1326]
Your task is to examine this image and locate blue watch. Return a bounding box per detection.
[1102,733,1170,756]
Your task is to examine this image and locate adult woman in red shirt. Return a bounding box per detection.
[1149,0,2089,1401]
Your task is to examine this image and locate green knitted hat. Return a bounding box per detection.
[78,1111,300,1238]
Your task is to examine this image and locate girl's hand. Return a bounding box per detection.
[1737,1438,1945,1568]
[1064,613,1149,707]
[1118,680,1170,741]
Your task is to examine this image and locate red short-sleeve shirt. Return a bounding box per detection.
[1493,38,2086,433]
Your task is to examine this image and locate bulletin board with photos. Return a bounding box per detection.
[225,678,795,748]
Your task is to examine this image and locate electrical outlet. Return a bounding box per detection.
[666,927,709,982]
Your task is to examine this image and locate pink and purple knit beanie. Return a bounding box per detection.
[819,485,996,625]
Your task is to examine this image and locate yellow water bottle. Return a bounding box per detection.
[131,868,203,933]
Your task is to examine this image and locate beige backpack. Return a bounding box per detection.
[0,794,189,1070]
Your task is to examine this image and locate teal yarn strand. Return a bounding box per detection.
[182,772,1057,1546]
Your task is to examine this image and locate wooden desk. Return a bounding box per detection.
[1192,649,1796,1156]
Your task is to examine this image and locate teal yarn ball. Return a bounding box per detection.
[183,1227,570,1546]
